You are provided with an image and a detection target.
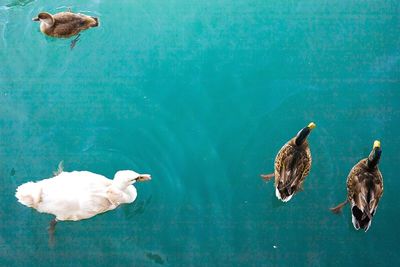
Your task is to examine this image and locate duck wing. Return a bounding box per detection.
[347,160,384,231]
[274,143,311,200]
[52,12,96,37]
[36,171,114,220]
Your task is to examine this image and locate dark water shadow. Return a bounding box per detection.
[5,0,35,8]
[124,196,153,219]
[146,252,166,265]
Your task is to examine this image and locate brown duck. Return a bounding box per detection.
[261,122,316,202]
[32,10,99,48]
[330,140,383,232]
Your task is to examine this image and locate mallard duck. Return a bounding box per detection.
[261,122,316,202]
[330,140,383,232]
[32,10,99,48]
[15,164,151,234]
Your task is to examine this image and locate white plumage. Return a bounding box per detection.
[16,170,151,221]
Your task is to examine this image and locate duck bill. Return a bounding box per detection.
[307,122,316,130]
[136,174,151,182]
[32,17,40,21]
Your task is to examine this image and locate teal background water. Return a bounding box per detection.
[0,0,399,266]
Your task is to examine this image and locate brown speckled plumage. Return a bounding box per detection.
[35,11,98,38]
[346,158,383,230]
[273,138,312,200]
[330,141,383,231]
[262,123,315,202]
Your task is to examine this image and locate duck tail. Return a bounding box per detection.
[351,205,373,232]
[15,182,42,208]
[91,17,99,27]
[275,187,294,202]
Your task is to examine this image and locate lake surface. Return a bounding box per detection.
[0,0,399,266]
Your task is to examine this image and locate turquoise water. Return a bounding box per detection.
[0,0,399,266]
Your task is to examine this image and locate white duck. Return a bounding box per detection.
[15,165,151,233]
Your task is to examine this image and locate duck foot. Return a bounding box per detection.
[70,34,81,50]
[261,173,274,181]
[330,199,348,214]
[48,218,58,247]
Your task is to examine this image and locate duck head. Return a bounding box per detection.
[32,12,55,26]
[367,140,382,169]
[294,122,316,146]
[113,170,151,189]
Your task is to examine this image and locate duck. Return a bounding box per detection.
[15,163,151,234]
[330,140,383,232]
[261,122,316,202]
[32,10,99,48]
